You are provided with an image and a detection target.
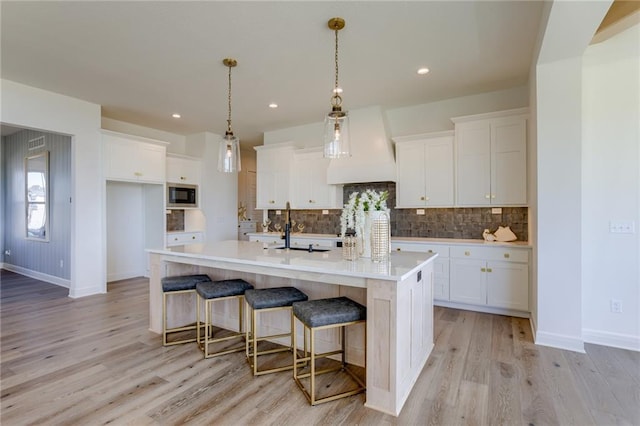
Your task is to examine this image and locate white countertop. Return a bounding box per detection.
[247,232,532,248]
[148,240,437,282]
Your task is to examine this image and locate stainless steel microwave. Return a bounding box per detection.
[167,183,198,208]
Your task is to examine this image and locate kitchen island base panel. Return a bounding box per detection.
[148,242,436,416]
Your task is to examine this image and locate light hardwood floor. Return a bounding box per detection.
[1,270,638,425]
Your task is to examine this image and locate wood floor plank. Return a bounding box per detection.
[2,269,639,425]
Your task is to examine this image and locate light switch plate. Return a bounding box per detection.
[322,210,329,215]
[609,221,635,234]
[275,210,281,215]
[491,207,502,214]
[416,209,425,215]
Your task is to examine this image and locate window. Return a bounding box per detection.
[25,151,49,241]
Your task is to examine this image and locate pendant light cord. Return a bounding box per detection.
[227,64,233,134]
[334,27,339,93]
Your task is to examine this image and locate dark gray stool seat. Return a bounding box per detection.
[161,274,212,346]
[196,279,254,359]
[292,297,366,328]
[245,287,308,310]
[196,279,253,300]
[292,296,366,406]
[244,287,308,376]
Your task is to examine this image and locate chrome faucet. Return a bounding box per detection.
[283,201,291,249]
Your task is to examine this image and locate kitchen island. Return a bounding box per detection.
[147,240,437,416]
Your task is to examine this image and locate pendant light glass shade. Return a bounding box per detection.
[218,132,241,173]
[217,58,241,173]
[323,108,350,158]
[323,17,351,159]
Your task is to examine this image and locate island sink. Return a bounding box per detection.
[274,246,330,253]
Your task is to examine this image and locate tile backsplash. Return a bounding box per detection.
[166,209,185,232]
[266,182,528,241]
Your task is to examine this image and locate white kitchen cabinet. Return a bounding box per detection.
[393,132,454,208]
[255,143,297,209]
[392,242,450,301]
[449,245,529,312]
[102,130,167,184]
[291,148,343,209]
[452,108,528,206]
[248,234,282,245]
[166,155,201,185]
[166,231,204,247]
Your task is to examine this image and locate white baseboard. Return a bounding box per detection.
[535,330,585,353]
[0,263,70,289]
[434,299,530,319]
[107,270,145,283]
[583,328,640,352]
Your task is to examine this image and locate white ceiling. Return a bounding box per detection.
[1,1,545,146]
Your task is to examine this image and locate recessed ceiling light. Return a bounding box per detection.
[417,68,430,75]
[268,103,278,109]
[172,113,181,118]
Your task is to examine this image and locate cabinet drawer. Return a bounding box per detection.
[249,235,281,245]
[392,242,450,257]
[166,232,203,247]
[450,246,528,263]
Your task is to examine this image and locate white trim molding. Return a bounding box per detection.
[535,330,585,353]
[583,329,640,352]
[1,264,70,289]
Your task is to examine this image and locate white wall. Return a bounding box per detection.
[185,132,238,242]
[263,86,530,146]
[106,182,145,282]
[102,117,186,153]
[581,23,640,350]
[535,57,585,352]
[386,86,529,137]
[1,79,103,297]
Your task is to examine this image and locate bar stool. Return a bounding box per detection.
[161,274,212,346]
[244,287,308,376]
[196,279,254,358]
[292,297,366,405]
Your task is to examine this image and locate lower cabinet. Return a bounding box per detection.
[166,231,204,247]
[392,242,450,302]
[449,246,529,312]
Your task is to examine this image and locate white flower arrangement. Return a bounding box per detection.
[340,189,389,237]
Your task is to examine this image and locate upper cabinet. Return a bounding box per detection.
[166,155,201,185]
[452,108,528,206]
[291,148,343,209]
[102,130,167,184]
[393,131,454,208]
[255,143,296,209]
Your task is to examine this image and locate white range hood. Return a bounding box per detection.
[326,106,397,184]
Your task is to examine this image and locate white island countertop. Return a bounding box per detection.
[148,240,436,285]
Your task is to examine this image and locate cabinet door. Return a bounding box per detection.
[291,151,340,209]
[396,141,427,207]
[104,136,138,180]
[450,258,486,305]
[167,157,201,185]
[491,118,527,205]
[433,258,450,301]
[456,123,491,206]
[424,136,454,206]
[487,261,528,311]
[256,146,292,209]
[137,143,165,183]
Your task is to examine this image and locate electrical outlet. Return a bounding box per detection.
[322,210,329,215]
[491,207,502,214]
[60,260,64,269]
[416,209,425,215]
[275,210,281,215]
[610,299,622,313]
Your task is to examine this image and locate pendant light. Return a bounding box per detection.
[323,17,351,159]
[218,58,242,173]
